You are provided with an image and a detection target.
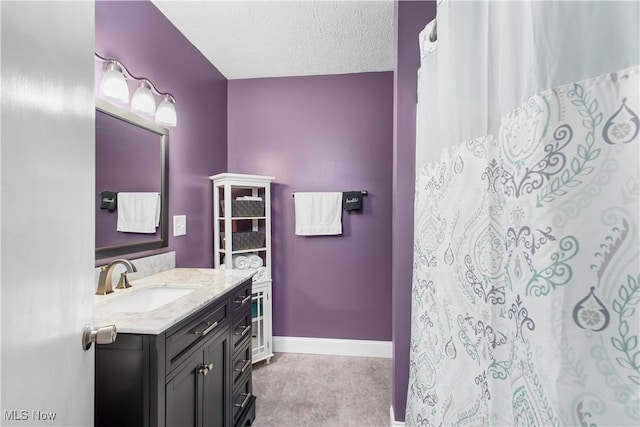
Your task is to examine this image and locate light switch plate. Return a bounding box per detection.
[173,215,186,236]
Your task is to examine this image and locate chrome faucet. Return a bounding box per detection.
[95,259,137,295]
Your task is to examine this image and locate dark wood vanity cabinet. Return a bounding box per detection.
[95,279,255,427]
[166,329,229,426]
[229,282,256,427]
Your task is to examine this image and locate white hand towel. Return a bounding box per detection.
[248,254,263,268]
[117,192,160,233]
[294,192,343,236]
[252,267,268,283]
[232,255,249,270]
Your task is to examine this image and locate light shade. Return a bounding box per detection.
[99,62,129,104]
[155,96,177,127]
[131,80,156,116]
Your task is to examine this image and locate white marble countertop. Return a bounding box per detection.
[93,268,254,335]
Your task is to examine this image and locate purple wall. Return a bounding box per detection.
[95,0,227,267]
[392,0,436,422]
[228,72,393,341]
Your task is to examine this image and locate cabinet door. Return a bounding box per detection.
[251,289,265,360]
[166,351,202,427]
[202,331,230,427]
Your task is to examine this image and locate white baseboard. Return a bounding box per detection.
[390,405,406,427]
[272,336,392,358]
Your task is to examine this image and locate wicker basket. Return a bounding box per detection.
[220,231,266,251]
[221,200,264,217]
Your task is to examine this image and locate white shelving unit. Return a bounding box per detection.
[210,173,274,364]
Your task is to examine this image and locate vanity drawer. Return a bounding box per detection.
[232,339,252,389]
[231,280,252,317]
[166,301,228,369]
[232,309,252,354]
[232,374,253,425]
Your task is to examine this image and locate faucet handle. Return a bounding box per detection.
[115,272,132,289]
[95,266,113,295]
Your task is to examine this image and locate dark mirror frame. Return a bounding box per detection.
[95,99,169,260]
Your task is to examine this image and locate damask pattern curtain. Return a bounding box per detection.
[406,2,639,426]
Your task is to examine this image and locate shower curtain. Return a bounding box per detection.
[407,1,639,426]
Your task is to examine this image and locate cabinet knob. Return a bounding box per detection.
[235,295,251,305]
[234,393,251,409]
[194,321,218,337]
[234,359,251,373]
[198,363,214,376]
[235,325,251,337]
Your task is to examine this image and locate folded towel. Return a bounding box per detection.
[294,192,343,236]
[248,254,263,268]
[252,267,268,283]
[342,191,363,212]
[236,196,262,201]
[100,191,117,211]
[117,192,160,233]
[232,255,249,270]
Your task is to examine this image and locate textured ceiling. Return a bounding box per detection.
[151,0,394,80]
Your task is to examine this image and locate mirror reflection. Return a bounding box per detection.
[95,100,168,260]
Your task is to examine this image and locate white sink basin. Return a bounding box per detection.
[99,286,195,313]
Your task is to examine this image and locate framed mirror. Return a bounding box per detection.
[95,99,169,260]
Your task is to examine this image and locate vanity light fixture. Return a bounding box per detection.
[95,53,177,127]
[131,80,156,116]
[99,61,129,104]
[155,95,177,127]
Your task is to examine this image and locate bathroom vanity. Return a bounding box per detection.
[94,268,256,427]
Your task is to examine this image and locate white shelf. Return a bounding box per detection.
[218,216,267,221]
[209,172,275,187]
[218,247,267,255]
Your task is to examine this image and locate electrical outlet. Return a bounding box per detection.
[173,215,186,236]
